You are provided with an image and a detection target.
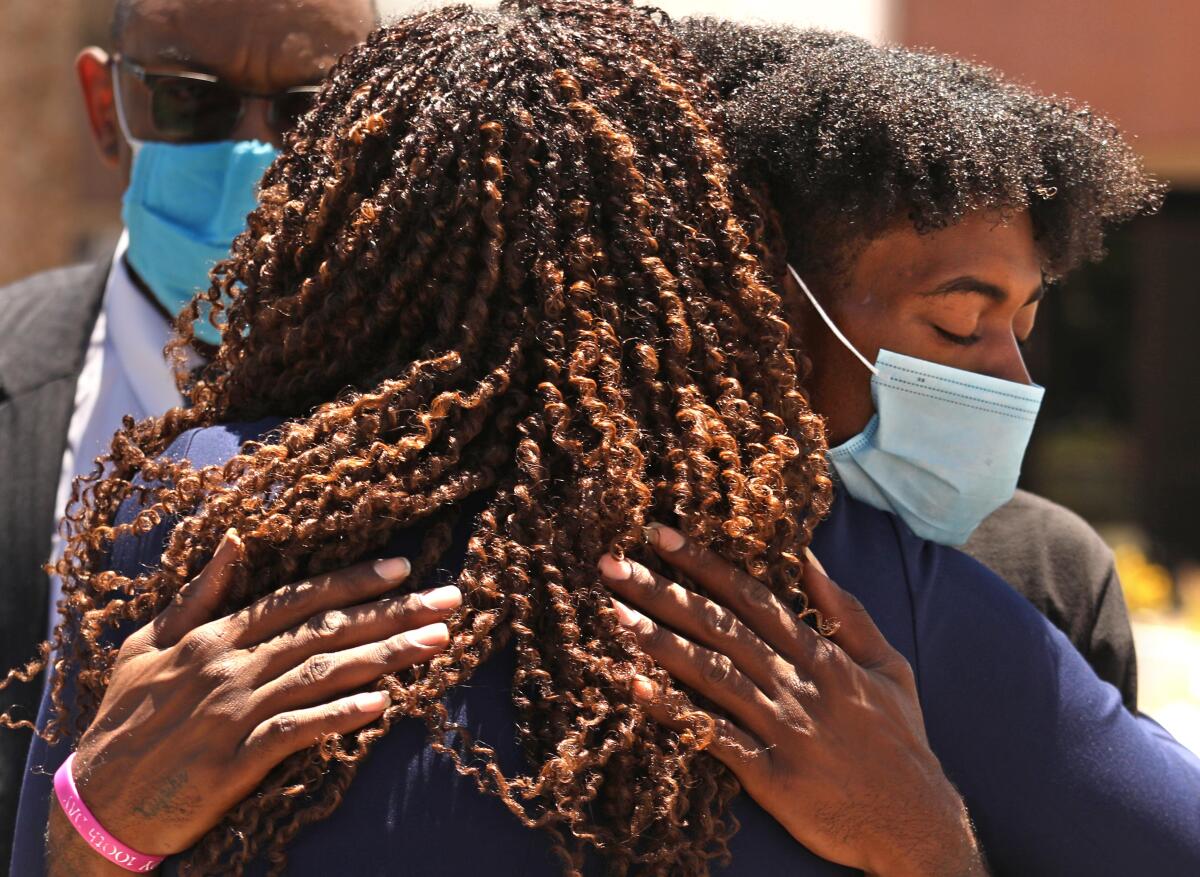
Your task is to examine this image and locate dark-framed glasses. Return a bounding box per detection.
[111,53,322,143]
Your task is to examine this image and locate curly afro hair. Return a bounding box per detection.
[674,18,1164,284]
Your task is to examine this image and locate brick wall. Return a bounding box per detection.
[899,0,1200,186]
[0,2,120,287]
[0,1,84,285]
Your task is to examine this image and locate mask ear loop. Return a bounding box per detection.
[788,264,878,376]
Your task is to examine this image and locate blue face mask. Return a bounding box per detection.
[115,88,278,344]
[789,265,1045,546]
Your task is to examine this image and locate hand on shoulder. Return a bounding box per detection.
[50,532,459,872]
[600,525,987,877]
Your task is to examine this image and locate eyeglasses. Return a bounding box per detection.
[111,53,322,143]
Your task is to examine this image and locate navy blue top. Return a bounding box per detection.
[13,421,1200,876]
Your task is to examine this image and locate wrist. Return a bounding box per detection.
[71,738,171,857]
[55,753,167,872]
[48,803,159,877]
[864,777,986,877]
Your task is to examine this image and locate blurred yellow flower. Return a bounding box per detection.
[1114,543,1173,614]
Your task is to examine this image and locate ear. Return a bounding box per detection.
[77,48,121,169]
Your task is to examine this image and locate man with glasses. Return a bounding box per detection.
[0,0,378,863]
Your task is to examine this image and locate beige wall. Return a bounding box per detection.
[899,0,1200,186]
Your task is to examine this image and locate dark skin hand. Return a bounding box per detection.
[795,208,1044,444]
[601,524,987,877]
[48,532,460,876]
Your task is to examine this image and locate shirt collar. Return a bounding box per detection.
[105,231,187,416]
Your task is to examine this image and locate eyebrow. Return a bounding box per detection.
[922,275,1045,306]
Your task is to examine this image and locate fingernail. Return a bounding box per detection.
[352,690,390,712]
[645,523,685,552]
[407,622,450,647]
[217,528,241,554]
[631,675,657,702]
[598,553,633,581]
[804,548,828,577]
[611,598,643,626]
[374,557,411,582]
[420,585,462,611]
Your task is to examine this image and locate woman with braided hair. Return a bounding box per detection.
[8,2,1200,876]
[9,3,979,874]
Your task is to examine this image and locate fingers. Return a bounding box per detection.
[600,554,788,693]
[629,676,767,788]
[642,524,819,665]
[252,622,451,716]
[247,588,460,685]
[612,598,779,743]
[239,689,393,769]
[149,530,244,649]
[802,549,900,672]
[222,557,415,647]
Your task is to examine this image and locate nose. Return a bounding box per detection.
[986,338,1033,386]
[230,97,281,148]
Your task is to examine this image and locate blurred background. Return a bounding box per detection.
[2,0,1197,745]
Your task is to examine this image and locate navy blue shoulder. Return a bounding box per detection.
[108,419,284,580]
[169,419,285,468]
[881,502,1200,874]
[816,489,1061,696]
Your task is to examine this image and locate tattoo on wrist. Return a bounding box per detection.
[131,769,195,822]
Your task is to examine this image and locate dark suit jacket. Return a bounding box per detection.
[0,261,107,868]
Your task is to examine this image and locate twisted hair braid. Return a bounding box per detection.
[5,2,831,873]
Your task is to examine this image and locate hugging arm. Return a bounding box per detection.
[913,546,1200,875]
[27,534,458,875]
[600,525,986,877]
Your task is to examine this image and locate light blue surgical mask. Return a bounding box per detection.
[115,85,278,345]
[789,265,1045,546]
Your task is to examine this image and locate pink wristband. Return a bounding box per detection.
[54,752,165,873]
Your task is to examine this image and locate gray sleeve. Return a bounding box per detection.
[1087,562,1139,712]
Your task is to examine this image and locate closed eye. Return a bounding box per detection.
[933,325,981,346]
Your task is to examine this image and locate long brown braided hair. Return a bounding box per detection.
[5,2,831,873]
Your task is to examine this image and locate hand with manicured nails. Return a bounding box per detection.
[600,524,987,877]
[49,530,460,875]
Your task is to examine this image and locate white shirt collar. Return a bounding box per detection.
[104,231,186,415]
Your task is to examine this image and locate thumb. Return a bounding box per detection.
[803,548,898,671]
[148,529,243,648]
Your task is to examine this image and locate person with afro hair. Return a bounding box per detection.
[674,19,1162,712]
[9,7,1200,877]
